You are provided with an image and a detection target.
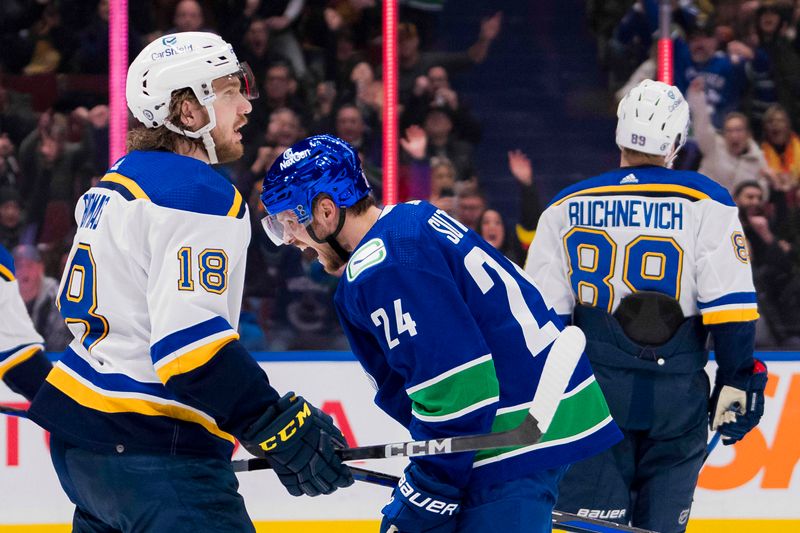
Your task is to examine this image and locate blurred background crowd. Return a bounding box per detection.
[1,0,799,350]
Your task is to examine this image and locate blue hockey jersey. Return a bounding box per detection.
[334,201,621,489]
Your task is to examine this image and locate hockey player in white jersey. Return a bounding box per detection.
[28,32,352,532]
[0,243,52,401]
[525,79,767,533]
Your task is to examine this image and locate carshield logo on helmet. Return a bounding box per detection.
[151,43,194,61]
[162,36,178,46]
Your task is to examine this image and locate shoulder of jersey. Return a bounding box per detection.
[94,151,246,218]
[344,201,433,284]
[547,166,735,208]
[0,244,14,281]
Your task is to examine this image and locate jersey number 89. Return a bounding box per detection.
[563,227,683,311]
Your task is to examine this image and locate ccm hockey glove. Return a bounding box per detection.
[380,463,461,533]
[241,392,354,496]
[710,360,768,445]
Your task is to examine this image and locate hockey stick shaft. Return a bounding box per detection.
[0,405,28,418]
[251,463,654,533]
[232,410,541,471]
[551,511,655,533]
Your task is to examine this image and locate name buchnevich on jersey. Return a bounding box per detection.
[567,198,684,231]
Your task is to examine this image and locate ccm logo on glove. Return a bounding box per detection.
[397,473,459,515]
[259,398,311,452]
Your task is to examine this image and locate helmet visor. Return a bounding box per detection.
[260,210,308,246]
[237,62,259,101]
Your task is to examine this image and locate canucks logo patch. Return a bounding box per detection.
[347,238,387,282]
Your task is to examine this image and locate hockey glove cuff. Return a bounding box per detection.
[380,463,461,533]
[241,392,354,496]
[710,359,768,445]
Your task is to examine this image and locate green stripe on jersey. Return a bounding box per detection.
[474,377,611,462]
[408,358,499,421]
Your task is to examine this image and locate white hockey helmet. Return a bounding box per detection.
[616,79,689,167]
[126,32,258,163]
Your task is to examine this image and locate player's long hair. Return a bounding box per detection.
[126,88,206,154]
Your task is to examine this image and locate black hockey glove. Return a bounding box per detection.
[709,359,768,445]
[241,392,354,496]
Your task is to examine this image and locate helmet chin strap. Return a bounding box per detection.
[164,104,219,164]
[307,208,351,262]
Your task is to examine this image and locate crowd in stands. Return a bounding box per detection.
[1,0,528,352]
[3,0,798,350]
[593,0,800,346]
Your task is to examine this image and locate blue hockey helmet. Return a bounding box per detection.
[260,135,371,245]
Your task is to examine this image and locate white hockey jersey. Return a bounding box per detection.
[0,245,45,381]
[525,166,758,326]
[30,150,278,457]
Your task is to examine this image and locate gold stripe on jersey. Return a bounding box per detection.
[46,365,235,443]
[702,308,760,325]
[0,345,43,379]
[0,264,14,281]
[101,173,151,200]
[226,187,243,217]
[552,184,711,206]
[155,333,239,383]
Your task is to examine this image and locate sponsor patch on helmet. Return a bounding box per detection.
[279,148,312,170]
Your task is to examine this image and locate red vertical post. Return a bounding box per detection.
[656,0,673,84]
[382,0,399,206]
[109,0,129,166]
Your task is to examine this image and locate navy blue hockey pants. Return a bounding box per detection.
[50,436,255,533]
[556,368,709,533]
[456,466,567,532]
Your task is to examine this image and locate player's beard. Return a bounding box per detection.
[210,125,245,164]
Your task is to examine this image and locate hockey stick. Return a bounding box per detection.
[276,464,656,533]
[703,403,741,463]
[233,326,586,472]
[0,404,27,418]
[551,510,655,533]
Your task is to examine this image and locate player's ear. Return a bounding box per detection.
[318,197,338,225]
[179,99,203,129]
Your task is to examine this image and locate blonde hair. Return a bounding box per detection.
[126,88,206,154]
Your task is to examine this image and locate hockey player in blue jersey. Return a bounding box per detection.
[28,33,352,532]
[260,134,622,533]
[525,80,768,533]
[0,243,52,401]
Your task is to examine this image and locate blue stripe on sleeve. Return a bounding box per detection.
[151,316,233,365]
[697,292,758,309]
[61,348,177,399]
[96,180,137,201]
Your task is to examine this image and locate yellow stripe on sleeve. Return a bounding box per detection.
[0,345,42,379]
[226,187,243,217]
[0,264,14,281]
[702,308,760,325]
[101,173,151,200]
[46,366,235,444]
[155,333,239,383]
